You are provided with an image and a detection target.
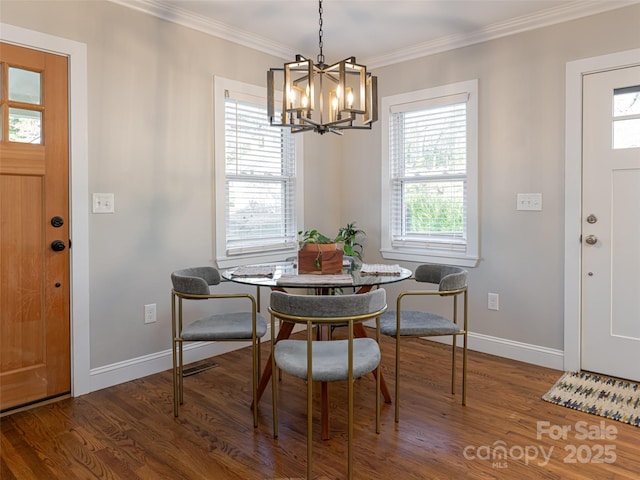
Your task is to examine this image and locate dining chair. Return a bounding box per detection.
[380,263,468,422]
[269,289,387,480]
[171,266,267,426]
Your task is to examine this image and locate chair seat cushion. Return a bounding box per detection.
[275,338,381,382]
[182,312,267,341]
[380,310,461,336]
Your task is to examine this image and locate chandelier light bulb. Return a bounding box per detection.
[347,89,354,109]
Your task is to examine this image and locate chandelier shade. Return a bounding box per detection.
[267,1,378,135]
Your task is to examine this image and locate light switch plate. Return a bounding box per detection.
[516,193,542,211]
[92,193,115,213]
[488,293,499,311]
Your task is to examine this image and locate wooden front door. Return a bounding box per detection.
[0,42,71,411]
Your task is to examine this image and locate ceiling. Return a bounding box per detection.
[114,0,637,67]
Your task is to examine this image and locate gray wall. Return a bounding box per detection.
[2,1,639,373]
[347,6,640,350]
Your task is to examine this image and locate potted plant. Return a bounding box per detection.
[297,223,366,273]
[336,222,365,260]
[297,229,343,273]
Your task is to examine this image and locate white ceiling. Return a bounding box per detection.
[114,0,637,67]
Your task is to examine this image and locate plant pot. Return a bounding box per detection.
[298,242,344,274]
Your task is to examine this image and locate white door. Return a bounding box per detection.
[581,65,640,382]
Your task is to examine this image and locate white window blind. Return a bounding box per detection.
[390,99,467,250]
[381,79,478,267]
[224,91,298,255]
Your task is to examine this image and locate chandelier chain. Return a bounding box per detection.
[317,0,324,66]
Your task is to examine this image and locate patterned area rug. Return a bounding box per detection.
[542,371,639,427]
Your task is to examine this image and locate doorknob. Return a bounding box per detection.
[585,235,598,245]
[51,240,66,252]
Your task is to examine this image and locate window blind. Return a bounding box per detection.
[390,99,468,250]
[224,94,297,255]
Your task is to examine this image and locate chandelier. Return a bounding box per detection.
[267,0,378,135]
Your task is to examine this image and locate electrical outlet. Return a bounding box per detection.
[488,293,499,311]
[144,303,156,324]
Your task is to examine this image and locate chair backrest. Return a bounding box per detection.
[270,289,386,322]
[171,266,221,295]
[414,264,467,292]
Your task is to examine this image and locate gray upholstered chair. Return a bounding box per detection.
[170,266,267,426]
[269,289,387,480]
[380,264,468,422]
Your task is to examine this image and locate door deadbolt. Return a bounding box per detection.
[51,216,64,228]
[585,235,598,245]
[51,240,66,252]
[586,214,597,224]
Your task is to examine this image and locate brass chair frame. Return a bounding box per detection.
[171,286,263,427]
[390,272,468,422]
[269,291,387,480]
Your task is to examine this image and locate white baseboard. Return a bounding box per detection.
[88,323,305,393]
[423,331,564,371]
[87,326,563,395]
[89,341,242,393]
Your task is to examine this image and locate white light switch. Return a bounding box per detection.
[92,193,115,213]
[488,293,499,311]
[516,193,542,211]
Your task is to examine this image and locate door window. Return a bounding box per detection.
[613,85,640,149]
[6,66,43,144]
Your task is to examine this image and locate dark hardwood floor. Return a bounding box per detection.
[2,331,639,479]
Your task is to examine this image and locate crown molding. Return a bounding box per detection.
[111,0,638,69]
[109,0,298,60]
[365,0,638,68]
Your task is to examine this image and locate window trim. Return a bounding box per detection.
[380,79,479,267]
[214,76,304,268]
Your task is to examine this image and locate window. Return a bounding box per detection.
[6,67,43,144]
[613,85,640,149]
[214,77,303,268]
[381,79,478,267]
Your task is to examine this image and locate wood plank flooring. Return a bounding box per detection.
[2,332,639,479]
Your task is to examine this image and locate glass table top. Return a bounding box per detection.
[221,259,412,289]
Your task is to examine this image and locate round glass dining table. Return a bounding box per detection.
[222,259,412,440]
[221,259,412,291]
